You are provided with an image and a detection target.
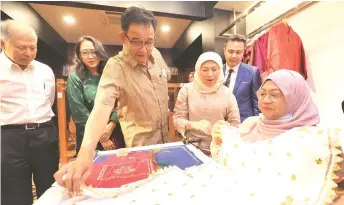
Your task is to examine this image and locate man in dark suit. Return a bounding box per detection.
[223,34,261,122]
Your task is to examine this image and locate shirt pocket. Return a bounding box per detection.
[38,79,53,97]
[32,78,54,106]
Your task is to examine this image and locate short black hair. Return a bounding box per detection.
[121,6,157,33]
[225,34,247,47]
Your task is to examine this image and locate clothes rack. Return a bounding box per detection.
[246,1,317,39]
[218,1,265,37]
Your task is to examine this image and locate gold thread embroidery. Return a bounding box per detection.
[316,158,323,165]
[280,196,293,205]
[299,127,311,133]
[335,189,344,195]
[334,128,341,136]
[314,128,338,204]
[291,174,296,180]
[223,158,228,166]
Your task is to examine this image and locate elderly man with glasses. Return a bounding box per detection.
[0,20,58,205]
[55,6,171,194]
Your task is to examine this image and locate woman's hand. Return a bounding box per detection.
[99,121,116,143]
[101,139,116,150]
[211,120,230,145]
[187,120,212,135]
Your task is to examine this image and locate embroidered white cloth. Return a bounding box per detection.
[217,126,343,204]
[34,128,343,205]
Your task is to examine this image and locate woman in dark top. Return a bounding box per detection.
[67,35,125,154]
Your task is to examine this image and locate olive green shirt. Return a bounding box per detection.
[94,47,170,147]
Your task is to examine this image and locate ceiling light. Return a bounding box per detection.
[64,16,76,24]
[161,25,170,32]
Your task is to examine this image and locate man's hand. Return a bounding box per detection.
[99,121,116,143]
[54,161,74,187]
[62,148,95,195]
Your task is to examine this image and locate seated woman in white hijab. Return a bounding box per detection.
[173,51,240,153]
[211,69,344,204]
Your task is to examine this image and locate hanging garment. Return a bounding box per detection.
[253,32,270,77]
[267,22,307,79]
[243,44,253,65]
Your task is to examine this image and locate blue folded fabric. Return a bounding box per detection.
[153,145,203,170]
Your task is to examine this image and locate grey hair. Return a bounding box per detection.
[1,20,12,41]
[0,19,37,41]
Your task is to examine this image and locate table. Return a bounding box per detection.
[33,142,210,205]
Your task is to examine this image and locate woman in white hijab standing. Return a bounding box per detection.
[173,52,240,152]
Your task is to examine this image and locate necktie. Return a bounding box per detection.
[224,69,234,87]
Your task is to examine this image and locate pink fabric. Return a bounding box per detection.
[241,69,320,142]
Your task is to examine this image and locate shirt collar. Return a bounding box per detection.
[225,62,241,73]
[0,52,34,71]
[120,45,155,69]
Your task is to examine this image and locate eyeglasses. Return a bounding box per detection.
[80,50,97,58]
[124,33,155,50]
[256,89,283,102]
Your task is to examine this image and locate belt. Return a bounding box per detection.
[1,121,54,130]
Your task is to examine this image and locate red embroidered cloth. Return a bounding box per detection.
[85,151,156,188]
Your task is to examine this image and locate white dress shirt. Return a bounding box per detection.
[0,52,55,126]
[224,63,241,93]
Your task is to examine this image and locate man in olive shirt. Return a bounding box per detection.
[56,6,170,194]
[97,46,170,147]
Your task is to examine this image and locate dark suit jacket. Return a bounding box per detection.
[224,63,261,122]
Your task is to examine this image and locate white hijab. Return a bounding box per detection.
[194,52,225,94]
